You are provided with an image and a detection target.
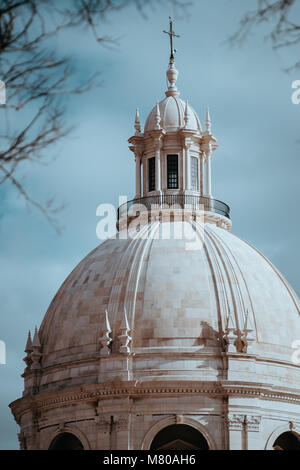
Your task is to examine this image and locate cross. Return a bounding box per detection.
[163,17,180,60]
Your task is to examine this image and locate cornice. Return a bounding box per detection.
[10,380,300,424]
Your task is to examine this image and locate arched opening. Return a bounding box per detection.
[273,432,300,450]
[150,424,209,450]
[49,432,84,450]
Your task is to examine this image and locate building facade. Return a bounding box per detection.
[10,22,300,450]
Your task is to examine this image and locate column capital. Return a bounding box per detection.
[134,155,140,163]
[182,136,193,150]
[226,414,245,431]
[245,415,261,432]
[153,139,163,151]
[115,415,129,432]
[95,414,111,433]
[128,137,144,158]
[149,129,165,144]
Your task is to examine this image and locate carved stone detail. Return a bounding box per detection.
[118,308,132,354]
[30,327,42,370]
[116,416,128,432]
[226,414,245,431]
[95,415,110,433]
[245,415,261,432]
[99,310,112,355]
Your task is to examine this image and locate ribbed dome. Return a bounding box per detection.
[38,221,300,392]
[144,96,202,133]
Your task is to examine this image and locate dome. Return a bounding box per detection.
[37,220,300,392]
[144,96,202,133]
[10,19,300,451]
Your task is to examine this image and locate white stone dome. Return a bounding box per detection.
[37,220,300,392]
[144,96,202,133]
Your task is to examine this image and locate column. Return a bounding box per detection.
[200,153,204,196]
[185,144,191,191]
[95,414,111,450]
[143,155,147,197]
[205,152,212,198]
[115,414,131,450]
[135,155,141,199]
[226,414,245,450]
[245,415,262,450]
[155,148,161,193]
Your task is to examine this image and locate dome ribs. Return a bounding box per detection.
[194,221,257,356]
[205,225,255,341]
[123,222,159,350]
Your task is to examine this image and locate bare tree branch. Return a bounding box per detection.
[0,0,190,232]
[227,0,300,71]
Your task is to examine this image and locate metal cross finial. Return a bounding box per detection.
[163,16,180,60]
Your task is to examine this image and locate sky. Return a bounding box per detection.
[1,0,300,449]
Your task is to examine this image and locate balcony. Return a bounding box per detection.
[117,194,230,222]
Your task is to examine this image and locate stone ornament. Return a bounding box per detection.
[99,310,112,355]
[245,415,262,432]
[30,326,42,371]
[118,308,132,354]
[226,414,245,431]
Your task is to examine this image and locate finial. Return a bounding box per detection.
[184,100,190,128]
[206,107,211,132]
[225,310,235,330]
[100,310,113,355]
[118,307,132,354]
[23,330,33,369]
[240,309,255,353]
[154,102,161,130]
[163,18,180,97]
[30,326,42,370]
[134,108,141,135]
[32,326,41,348]
[223,310,239,353]
[25,330,32,353]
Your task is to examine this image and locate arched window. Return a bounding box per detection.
[273,431,300,450]
[150,424,209,450]
[49,432,84,450]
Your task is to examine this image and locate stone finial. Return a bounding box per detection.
[25,330,33,353]
[223,309,256,354]
[205,106,211,133]
[100,310,113,355]
[184,100,190,129]
[23,330,33,369]
[223,311,239,353]
[154,102,161,130]
[165,58,179,97]
[30,326,42,370]
[163,17,180,96]
[134,108,141,135]
[239,309,255,353]
[118,308,132,354]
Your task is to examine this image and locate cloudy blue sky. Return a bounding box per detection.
[1,0,300,449]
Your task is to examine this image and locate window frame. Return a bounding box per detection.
[190,155,199,191]
[167,154,179,190]
[148,156,156,192]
